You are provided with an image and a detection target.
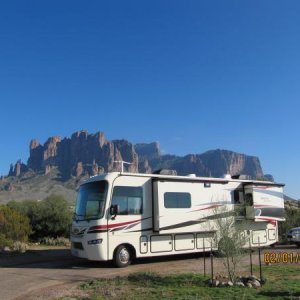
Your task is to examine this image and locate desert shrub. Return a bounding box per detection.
[39,236,70,246]
[0,205,32,241]
[7,200,37,216]
[0,206,31,250]
[0,233,13,250]
[35,195,72,239]
[11,241,29,253]
[7,195,72,240]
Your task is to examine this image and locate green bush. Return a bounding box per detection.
[0,206,31,250]
[0,233,13,250]
[37,195,72,238]
[7,195,72,241]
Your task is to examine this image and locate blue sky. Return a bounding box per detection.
[0,1,299,199]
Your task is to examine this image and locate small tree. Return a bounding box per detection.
[212,205,247,282]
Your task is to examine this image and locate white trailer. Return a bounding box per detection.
[71,171,285,267]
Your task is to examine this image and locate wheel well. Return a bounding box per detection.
[113,243,136,260]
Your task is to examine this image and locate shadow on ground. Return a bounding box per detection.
[1,244,296,271]
[0,248,210,270]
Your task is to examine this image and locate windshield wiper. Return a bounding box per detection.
[74,213,85,217]
[74,213,86,221]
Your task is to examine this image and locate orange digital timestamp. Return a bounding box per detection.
[264,252,300,264]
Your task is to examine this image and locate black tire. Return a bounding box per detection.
[113,245,132,268]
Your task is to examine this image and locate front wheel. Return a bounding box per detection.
[113,245,131,268]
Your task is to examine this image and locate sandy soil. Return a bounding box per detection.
[0,245,298,300]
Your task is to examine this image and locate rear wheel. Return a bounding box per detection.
[114,245,131,268]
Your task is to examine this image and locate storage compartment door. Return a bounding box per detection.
[196,232,215,250]
[150,235,173,253]
[174,234,194,251]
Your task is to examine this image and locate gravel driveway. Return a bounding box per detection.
[0,245,298,299]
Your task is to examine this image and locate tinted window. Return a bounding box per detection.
[164,192,191,208]
[234,189,244,204]
[112,186,143,215]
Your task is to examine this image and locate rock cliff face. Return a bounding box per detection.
[8,130,265,180]
[25,131,139,179]
[8,160,28,177]
[138,149,264,179]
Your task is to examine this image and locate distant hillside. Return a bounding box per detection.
[0,130,268,203]
[284,195,300,210]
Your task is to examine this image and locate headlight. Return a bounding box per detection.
[87,238,103,245]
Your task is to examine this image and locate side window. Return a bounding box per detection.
[112,186,143,215]
[164,192,191,208]
[234,189,244,204]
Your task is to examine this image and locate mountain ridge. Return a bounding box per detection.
[0,130,267,203]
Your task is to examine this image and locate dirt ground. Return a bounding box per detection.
[0,245,298,300]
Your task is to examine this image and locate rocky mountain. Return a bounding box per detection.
[9,131,138,179]
[136,145,264,180]
[0,130,266,203]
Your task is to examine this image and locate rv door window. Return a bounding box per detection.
[164,192,191,208]
[234,189,244,204]
[111,186,143,215]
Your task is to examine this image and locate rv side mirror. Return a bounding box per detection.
[110,204,119,218]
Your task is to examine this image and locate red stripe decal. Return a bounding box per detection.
[89,219,141,231]
[255,217,278,225]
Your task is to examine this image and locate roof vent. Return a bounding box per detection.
[187,174,196,178]
[232,174,252,180]
[223,174,232,179]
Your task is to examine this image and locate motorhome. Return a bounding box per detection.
[71,170,285,267]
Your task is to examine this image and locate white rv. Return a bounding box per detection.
[71,171,285,267]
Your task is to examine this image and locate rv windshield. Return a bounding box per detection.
[75,181,108,221]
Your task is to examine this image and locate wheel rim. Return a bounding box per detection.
[119,248,130,264]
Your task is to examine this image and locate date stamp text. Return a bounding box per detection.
[264,252,300,264]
